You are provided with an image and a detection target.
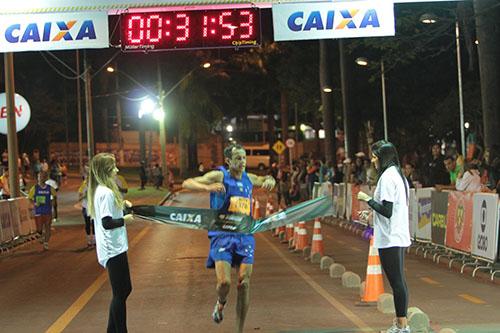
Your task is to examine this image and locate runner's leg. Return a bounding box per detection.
[236,263,253,333]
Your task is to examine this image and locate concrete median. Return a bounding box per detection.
[320,256,334,270]
[341,271,361,288]
[329,263,345,278]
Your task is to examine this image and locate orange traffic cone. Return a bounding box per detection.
[252,198,261,219]
[285,224,294,242]
[359,237,385,304]
[289,223,300,250]
[310,219,324,257]
[294,221,308,251]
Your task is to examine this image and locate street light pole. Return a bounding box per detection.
[455,19,466,157]
[380,60,388,141]
[76,50,83,173]
[4,52,20,197]
[114,62,124,165]
[157,58,168,181]
[83,51,95,158]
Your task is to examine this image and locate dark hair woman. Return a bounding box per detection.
[357,140,411,333]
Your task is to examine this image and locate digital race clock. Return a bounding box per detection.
[120,7,261,51]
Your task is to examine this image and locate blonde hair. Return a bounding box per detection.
[87,153,123,219]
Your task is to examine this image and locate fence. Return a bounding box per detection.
[0,197,38,252]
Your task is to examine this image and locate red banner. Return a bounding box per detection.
[351,185,360,221]
[445,191,474,253]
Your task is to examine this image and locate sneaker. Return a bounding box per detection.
[43,242,49,251]
[211,300,226,324]
[383,319,411,333]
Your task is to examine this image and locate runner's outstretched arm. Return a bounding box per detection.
[182,170,225,192]
[247,173,276,191]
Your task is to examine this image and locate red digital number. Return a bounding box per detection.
[203,15,218,38]
[176,13,190,42]
[239,10,253,39]
[127,15,144,44]
[146,14,162,43]
[219,11,234,40]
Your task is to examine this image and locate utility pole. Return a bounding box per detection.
[339,40,351,158]
[4,53,20,197]
[84,51,95,158]
[76,50,83,174]
[157,57,168,181]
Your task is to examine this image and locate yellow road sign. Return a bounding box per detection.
[272,140,286,155]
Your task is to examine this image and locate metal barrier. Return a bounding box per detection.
[0,197,38,252]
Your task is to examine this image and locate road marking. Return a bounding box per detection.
[259,234,374,332]
[420,277,440,285]
[458,294,486,305]
[337,240,346,245]
[350,246,363,253]
[45,226,151,333]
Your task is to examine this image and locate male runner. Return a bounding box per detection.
[182,143,275,333]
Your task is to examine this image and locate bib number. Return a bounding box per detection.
[228,196,251,215]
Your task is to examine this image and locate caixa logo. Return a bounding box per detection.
[4,20,97,43]
[288,9,380,32]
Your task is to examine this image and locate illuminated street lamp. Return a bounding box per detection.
[420,13,465,157]
[226,124,234,133]
[355,57,388,141]
[322,86,333,93]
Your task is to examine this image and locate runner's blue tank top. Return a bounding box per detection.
[209,166,253,236]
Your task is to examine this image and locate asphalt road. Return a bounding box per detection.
[1,188,500,333]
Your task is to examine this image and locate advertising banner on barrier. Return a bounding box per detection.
[272,0,395,42]
[431,191,449,246]
[471,193,499,262]
[416,188,433,241]
[337,183,346,219]
[0,200,14,243]
[445,191,473,253]
[409,189,418,240]
[16,197,35,235]
[345,183,352,221]
[8,199,22,237]
[333,183,339,216]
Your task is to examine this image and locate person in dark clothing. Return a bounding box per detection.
[424,144,449,187]
[139,161,147,190]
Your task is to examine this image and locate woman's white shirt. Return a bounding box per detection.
[455,170,482,192]
[373,166,411,249]
[94,185,128,267]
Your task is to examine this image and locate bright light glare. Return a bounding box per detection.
[464,122,470,129]
[355,57,369,66]
[323,87,332,93]
[474,40,479,45]
[203,62,211,69]
[300,124,307,132]
[318,129,325,139]
[420,13,437,24]
[226,124,234,133]
[153,108,165,121]
[106,66,115,73]
[138,98,156,118]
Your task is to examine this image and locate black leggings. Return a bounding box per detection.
[106,252,132,333]
[378,247,409,317]
[82,209,94,235]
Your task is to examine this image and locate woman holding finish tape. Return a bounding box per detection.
[357,140,411,333]
[87,153,134,333]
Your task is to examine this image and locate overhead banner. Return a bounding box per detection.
[416,187,433,242]
[0,1,461,14]
[445,191,473,253]
[272,0,395,42]
[471,193,499,262]
[0,12,109,52]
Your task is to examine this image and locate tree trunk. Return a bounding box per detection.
[473,0,500,154]
[319,40,336,163]
[178,132,188,178]
[339,39,356,159]
[280,90,289,164]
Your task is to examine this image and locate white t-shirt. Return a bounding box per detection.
[373,166,411,249]
[93,185,128,267]
[455,170,482,192]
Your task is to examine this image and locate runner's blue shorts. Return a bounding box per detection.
[206,233,255,268]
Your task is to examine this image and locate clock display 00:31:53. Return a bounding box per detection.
[120,8,261,51]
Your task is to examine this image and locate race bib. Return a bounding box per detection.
[36,196,47,205]
[228,196,251,215]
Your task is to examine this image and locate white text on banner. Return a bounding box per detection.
[471,193,499,262]
[0,12,109,53]
[272,0,395,42]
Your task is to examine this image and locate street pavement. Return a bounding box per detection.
[0,180,500,333]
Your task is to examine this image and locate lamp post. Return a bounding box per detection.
[355,57,388,141]
[420,13,465,157]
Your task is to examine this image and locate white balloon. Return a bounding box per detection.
[0,93,31,135]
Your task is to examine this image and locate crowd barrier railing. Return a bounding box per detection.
[0,197,38,252]
[323,182,500,280]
